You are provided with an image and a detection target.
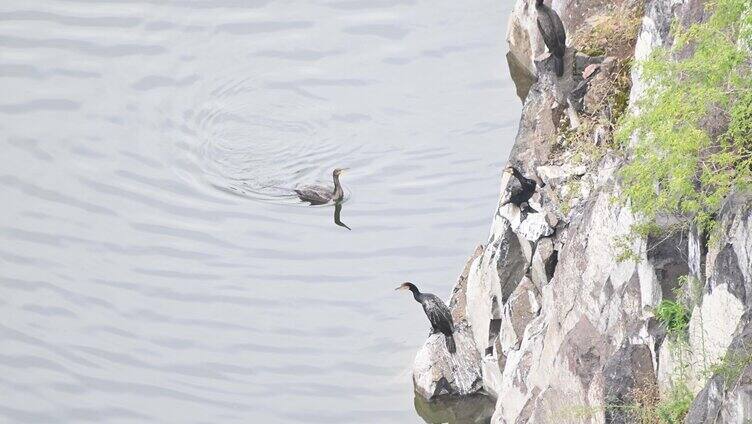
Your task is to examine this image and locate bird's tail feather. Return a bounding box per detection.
[554,55,564,77]
[445,334,456,354]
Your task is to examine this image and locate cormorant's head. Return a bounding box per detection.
[535,0,545,6]
[333,168,348,177]
[503,165,519,176]
[395,282,418,292]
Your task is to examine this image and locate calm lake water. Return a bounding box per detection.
[0,1,520,422]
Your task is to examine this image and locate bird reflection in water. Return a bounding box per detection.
[334,201,351,230]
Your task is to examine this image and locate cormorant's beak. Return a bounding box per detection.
[394,284,408,291]
[341,168,349,173]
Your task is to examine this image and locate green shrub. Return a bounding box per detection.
[708,347,752,389]
[655,300,690,335]
[655,382,693,424]
[616,0,752,234]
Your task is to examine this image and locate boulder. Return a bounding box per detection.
[512,206,555,242]
[603,343,657,424]
[530,237,557,287]
[536,164,587,187]
[499,276,541,352]
[685,317,752,423]
[413,325,484,400]
[413,246,486,400]
[465,217,528,361]
[413,392,496,424]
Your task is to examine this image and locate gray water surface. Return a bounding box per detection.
[0,1,520,422]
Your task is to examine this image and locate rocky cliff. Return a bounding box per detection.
[413,0,752,422]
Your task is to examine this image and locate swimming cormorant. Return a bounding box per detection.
[294,168,347,205]
[536,0,567,77]
[396,282,456,354]
[500,165,544,213]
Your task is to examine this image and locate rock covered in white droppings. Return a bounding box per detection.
[516,210,555,242]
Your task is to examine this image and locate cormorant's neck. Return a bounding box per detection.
[332,174,343,200]
[409,285,421,302]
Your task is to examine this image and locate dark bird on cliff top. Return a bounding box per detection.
[396,282,456,354]
[536,0,567,77]
[500,165,544,214]
[294,168,348,205]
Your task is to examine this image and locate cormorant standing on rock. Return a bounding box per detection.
[396,282,456,354]
[294,168,347,205]
[536,0,567,77]
[501,165,544,213]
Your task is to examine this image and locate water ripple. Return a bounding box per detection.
[0,10,142,28]
[0,35,167,57]
[0,99,80,114]
[341,24,410,40]
[216,20,314,35]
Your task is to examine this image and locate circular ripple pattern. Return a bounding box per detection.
[177,71,361,203]
[0,1,518,423]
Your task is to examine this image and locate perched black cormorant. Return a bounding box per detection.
[536,0,567,77]
[396,282,456,354]
[500,165,544,213]
[294,168,347,205]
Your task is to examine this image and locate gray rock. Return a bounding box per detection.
[463,217,529,365]
[490,187,657,423]
[530,237,557,287]
[515,208,555,242]
[685,317,752,423]
[603,343,657,424]
[413,392,496,424]
[688,224,707,284]
[413,324,484,400]
[491,215,530,304]
[708,193,752,308]
[536,164,587,187]
[507,50,537,101]
[593,124,609,146]
[645,227,690,300]
[413,246,487,400]
[499,276,541,351]
[717,364,752,422]
[450,244,486,324]
[575,52,606,76]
